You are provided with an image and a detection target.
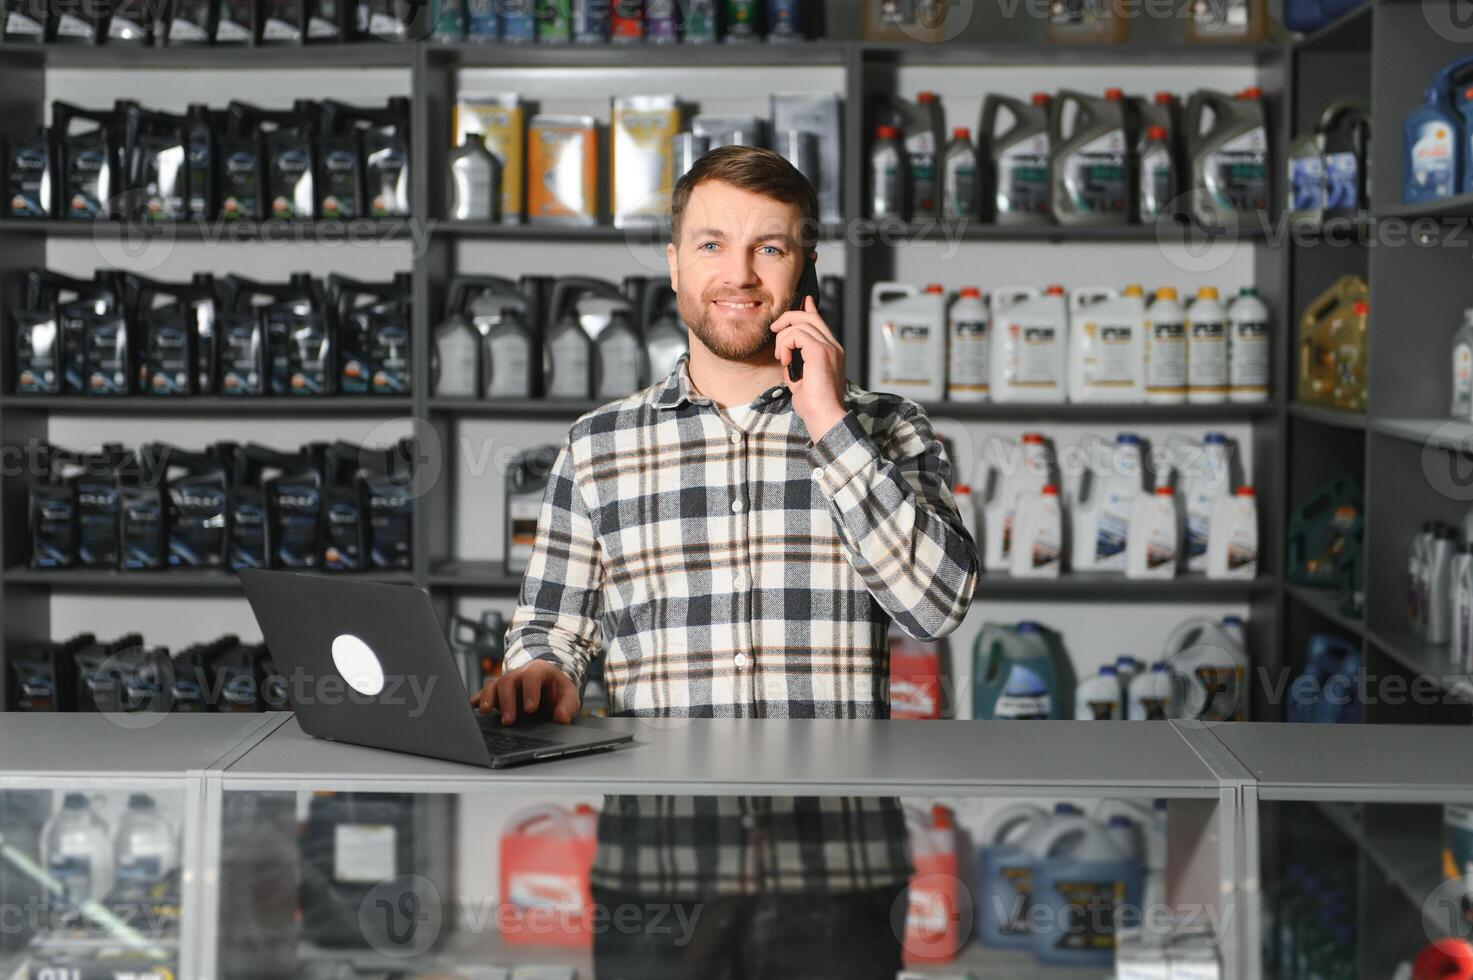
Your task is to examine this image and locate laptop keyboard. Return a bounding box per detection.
[482,730,558,755]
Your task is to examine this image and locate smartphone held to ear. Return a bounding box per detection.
[788,257,821,382]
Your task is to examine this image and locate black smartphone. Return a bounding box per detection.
[788,254,820,382]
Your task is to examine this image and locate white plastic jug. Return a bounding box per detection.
[1128,662,1174,720]
[1185,286,1229,404]
[1068,285,1146,403]
[992,286,1068,402]
[981,433,1055,573]
[1144,287,1187,405]
[1075,665,1123,719]
[1010,483,1063,578]
[1163,616,1250,721]
[869,281,947,400]
[948,287,991,402]
[1207,486,1258,579]
[1071,433,1145,574]
[1169,432,1235,574]
[1127,486,1180,579]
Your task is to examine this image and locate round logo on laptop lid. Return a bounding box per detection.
[332,633,386,696]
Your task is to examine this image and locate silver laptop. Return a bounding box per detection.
[239,569,632,768]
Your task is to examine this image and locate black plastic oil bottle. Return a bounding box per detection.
[75,443,128,568]
[119,103,188,221]
[74,634,144,712]
[267,445,324,569]
[152,445,230,569]
[28,444,79,570]
[218,275,282,395]
[364,438,414,571]
[1318,99,1371,224]
[318,98,412,217]
[327,273,412,395]
[224,443,300,569]
[184,104,216,219]
[1050,88,1132,226]
[10,634,93,712]
[52,102,119,220]
[118,447,165,570]
[5,128,54,217]
[82,280,134,397]
[24,269,124,395]
[323,441,369,571]
[219,102,265,220]
[127,274,196,396]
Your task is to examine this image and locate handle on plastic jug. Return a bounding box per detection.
[1048,91,1094,145]
[446,275,520,318]
[1031,815,1114,860]
[1316,99,1371,137]
[1068,287,1120,312]
[869,282,920,306]
[1184,89,1236,142]
[992,286,1041,311]
[640,281,677,331]
[549,276,627,331]
[983,803,1047,847]
[979,94,1029,146]
[507,803,578,838]
[1433,54,1473,95]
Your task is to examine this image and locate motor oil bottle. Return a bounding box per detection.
[73,445,126,568]
[980,93,1052,225]
[1185,88,1270,229]
[267,449,323,569]
[1287,127,1326,225]
[327,273,412,396]
[868,281,946,400]
[595,307,644,400]
[1208,486,1258,579]
[321,98,412,218]
[1296,275,1366,405]
[1047,0,1129,43]
[5,128,54,218]
[322,442,369,572]
[232,273,327,396]
[1455,543,1473,669]
[365,441,414,571]
[546,277,628,399]
[1068,285,1146,403]
[431,275,501,398]
[127,273,216,397]
[449,133,498,222]
[1010,483,1063,578]
[1186,285,1229,404]
[1145,287,1188,404]
[1029,816,1143,967]
[992,286,1068,402]
[1228,286,1270,403]
[1403,70,1466,203]
[1170,431,1233,574]
[216,279,273,397]
[222,444,282,569]
[640,282,688,383]
[1319,100,1371,223]
[118,456,166,570]
[1138,126,1176,222]
[1453,310,1473,418]
[28,447,79,570]
[1070,433,1144,574]
[505,445,559,575]
[82,291,133,397]
[972,621,1070,720]
[1050,89,1131,225]
[942,128,979,219]
[53,102,118,220]
[157,448,229,569]
[871,124,906,220]
[1331,299,1369,412]
[1076,665,1123,720]
[1128,662,1174,720]
[1185,0,1267,42]
[981,432,1055,572]
[947,287,990,402]
[13,306,61,395]
[1427,524,1457,645]
[1126,486,1180,579]
[976,803,1051,948]
[1163,615,1250,721]
[898,92,945,218]
[259,103,317,220]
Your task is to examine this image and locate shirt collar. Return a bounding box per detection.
[649,352,792,412]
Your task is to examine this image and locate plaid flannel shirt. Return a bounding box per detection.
[503,352,979,897]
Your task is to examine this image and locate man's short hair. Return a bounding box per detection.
[669,145,819,250]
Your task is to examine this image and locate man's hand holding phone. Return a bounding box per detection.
[772,294,848,442]
[469,661,581,725]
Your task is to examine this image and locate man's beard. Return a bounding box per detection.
[677,286,782,364]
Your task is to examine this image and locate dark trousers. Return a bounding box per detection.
[590,883,908,980]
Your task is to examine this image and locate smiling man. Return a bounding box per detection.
[473,145,979,978]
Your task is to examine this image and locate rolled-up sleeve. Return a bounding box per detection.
[502,441,605,690]
[808,404,979,640]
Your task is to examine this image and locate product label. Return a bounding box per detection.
[945,160,977,218]
[872,154,902,216]
[596,331,642,399]
[1324,151,1359,210]
[1047,880,1125,952]
[1206,128,1269,212]
[881,319,938,388]
[1061,131,1128,214]
[1187,316,1227,393]
[1140,148,1172,220]
[7,143,49,216]
[997,136,1050,216]
[948,317,990,396]
[546,331,591,398]
[1289,153,1325,212]
[1230,318,1270,394]
[907,137,937,214]
[507,494,541,571]
[333,824,396,884]
[1080,319,1141,390]
[1146,319,1186,394]
[1411,122,1455,199]
[1455,343,1472,417]
[1002,322,1061,389]
[1084,698,1120,720]
[435,329,479,397]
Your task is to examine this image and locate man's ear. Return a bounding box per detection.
[666,241,679,293]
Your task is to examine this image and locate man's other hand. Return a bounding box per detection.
[469,661,581,725]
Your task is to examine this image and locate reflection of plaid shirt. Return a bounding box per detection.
[503,353,979,897]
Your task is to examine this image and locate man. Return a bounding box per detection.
[470,145,979,978]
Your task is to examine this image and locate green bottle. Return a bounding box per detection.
[724,0,758,40]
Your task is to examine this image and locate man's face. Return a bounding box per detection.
[667,179,812,365]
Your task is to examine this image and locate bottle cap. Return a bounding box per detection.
[1022,432,1045,443]
[925,283,945,294]
[954,483,972,494]
[1353,300,1369,315]
[931,804,954,829]
[918,91,939,103]
[1105,87,1124,100]
[1156,286,1178,300]
[1237,486,1256,496]
[1042,484,1060,495]
[1240,86,1263,99]
[1198,285,1220,300]
[1045,284,1066,296]
[959,286,982,298]
[1147,125,1168,141]
[1100,665,1118,676]
[876,125,898,140]
[1124,284,1144,297]
[1031,92,1051,105]
[953,127,971,139]
[1156,485,1175,496]
[1154,91,1174,104]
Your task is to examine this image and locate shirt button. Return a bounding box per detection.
[730,431,742,445]
[733,572,747,589]
[741,814,756,830]
[731,499,744,513]
[734,653,749,669]
[812,467,823,480]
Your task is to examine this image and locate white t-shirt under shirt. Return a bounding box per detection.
[719,402,756,429]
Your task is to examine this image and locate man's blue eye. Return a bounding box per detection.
[759,246,780,256]
[699,242,718,252]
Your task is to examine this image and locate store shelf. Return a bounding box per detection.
[1291,3,1373,52]
[0,40,417,68]
[1288,402,1367,430]
[1360,808,1446,922]
[0,217,417,241]
[1374,192,1473,222]
[1365,628,1473,703]
[432,219,850,242]
[1285,584,1365,637]
[0,396,414,415]
[978,573,1275,601]
[1,567,416,591]
[428,560,520,591]
[426,398,601,420]
[861,216,1269,244]
[859,39,1282,66]
[425,38,850,67]
[1372,417,1473,454]
[922,400,1276,422]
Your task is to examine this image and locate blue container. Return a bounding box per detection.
[1029,817,1145,967]
[976,803,1071,949]
[1405,88,1459,204]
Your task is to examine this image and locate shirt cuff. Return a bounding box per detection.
[807,411,880,496]
[502,648,584,689]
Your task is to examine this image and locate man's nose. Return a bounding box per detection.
[719,249,760,286]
